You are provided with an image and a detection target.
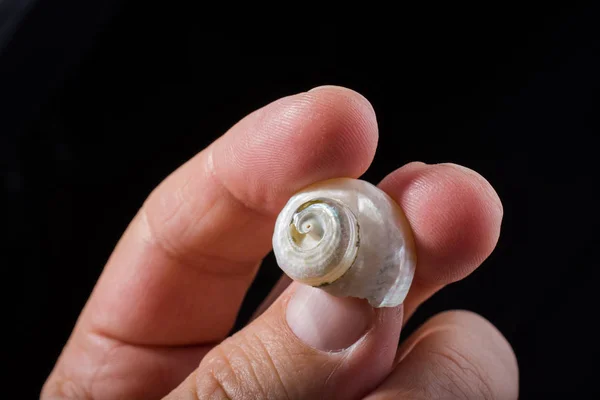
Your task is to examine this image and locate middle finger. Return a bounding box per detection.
[254,162,503,324]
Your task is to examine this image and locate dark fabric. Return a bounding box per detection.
[3,3,598,398]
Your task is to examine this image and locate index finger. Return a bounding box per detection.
[73,86,379,346]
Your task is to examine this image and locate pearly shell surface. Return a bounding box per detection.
[272,178,417,308]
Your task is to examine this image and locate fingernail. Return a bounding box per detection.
[286,284,374,351]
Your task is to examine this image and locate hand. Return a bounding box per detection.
[42,86,518,399]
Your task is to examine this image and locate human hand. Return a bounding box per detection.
[42,86,518,399]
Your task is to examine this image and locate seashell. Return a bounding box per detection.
[272,177,417,308]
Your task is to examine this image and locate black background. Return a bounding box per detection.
[2,2,599,399]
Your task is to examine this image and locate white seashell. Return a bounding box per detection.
[272,177,417,308]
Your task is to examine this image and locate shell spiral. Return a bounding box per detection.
[272,178,417,308]
[273,198,359,286]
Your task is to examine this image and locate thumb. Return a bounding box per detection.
[164,282,403,400]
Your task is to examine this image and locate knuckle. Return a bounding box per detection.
[195,333,291,400]
[197,345,258,400]
[140,184,191,258]
[424,341,496,400]
[41,375,92,400]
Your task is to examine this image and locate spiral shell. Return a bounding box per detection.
[272,178,417,308]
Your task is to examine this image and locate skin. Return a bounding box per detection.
[42,86,518,399]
